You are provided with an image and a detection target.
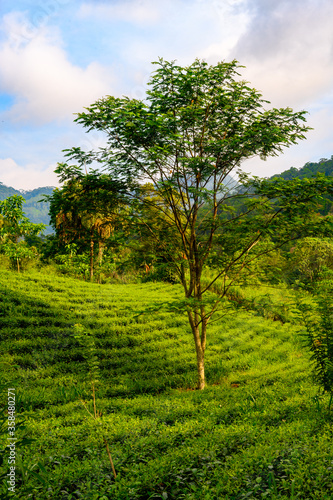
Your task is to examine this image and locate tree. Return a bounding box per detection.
[63,58,333,389]
[288,237,333,285]
[298,274,333,409]
[47,165,127,281]
[0,195,45,272]
[128,183,188,281]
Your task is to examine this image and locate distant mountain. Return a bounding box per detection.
[271,156,333,181]
[0,183,55,234]
[271,156,333,215]
[0,183,20,200]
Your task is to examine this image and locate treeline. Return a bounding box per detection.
[272,156,333,216]
[273,156,333,181]
[1,158,333,289]
[2,154,332,236]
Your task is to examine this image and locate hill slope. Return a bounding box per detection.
[272,156,333,181]
[0,183,55,234]
[269,156,333,215]
[1,269,332,499]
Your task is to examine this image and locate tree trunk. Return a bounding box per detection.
[97,240,104,265]
[196,341,205,390]
[17,257,20,273]
[188,309,206,389]
[90,239,94,282]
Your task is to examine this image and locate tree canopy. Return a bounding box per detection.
[46,165,128,281]
[61,58,333,388]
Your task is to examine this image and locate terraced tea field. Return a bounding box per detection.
[1,269,333,499]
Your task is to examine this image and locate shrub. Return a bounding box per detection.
[299,276,333,408]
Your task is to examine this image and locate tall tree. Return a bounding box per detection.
[63,59,333,388]
[47,165,127,281]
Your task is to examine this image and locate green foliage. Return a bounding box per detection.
[288,237,333,285]
[273,156,333,181]
[0,195,45,272]
[2,268,333,498]
[47,165,128,281]
[126,183,185,283]
[0,182,20,200]
[0,183,54,234]
[73,323,100,387]
[73,323,117,479]
[60,57,333,389]
[1,241,39,272]
[0,195,45,241]
[271,156,333,216]
[298,278,333,404]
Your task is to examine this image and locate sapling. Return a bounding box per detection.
[298,276,333,410]
[73,323,117,479]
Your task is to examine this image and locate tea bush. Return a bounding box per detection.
[1,269,332,499]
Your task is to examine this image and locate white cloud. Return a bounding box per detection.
[0,12,115,125]
[78,0,251,70]
[78,0,161,25]
[0,158,59,190]
[1,0,333,191]
[229,0,333,109]
[196,0,250,60]
[196,0,333,177]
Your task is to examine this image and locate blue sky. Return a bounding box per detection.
[0,0,333,189]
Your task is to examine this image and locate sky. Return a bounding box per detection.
[0,0,333,190]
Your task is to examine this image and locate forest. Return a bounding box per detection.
[1,59,333,499]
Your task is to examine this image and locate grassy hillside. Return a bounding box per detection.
[1,270,333,499]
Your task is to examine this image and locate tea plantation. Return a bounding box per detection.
[1,269,333,499]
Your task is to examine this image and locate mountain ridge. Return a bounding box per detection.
[0,182,55,234]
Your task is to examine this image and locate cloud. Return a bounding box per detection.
[0,158,59,190]
[78,0,162,25]
[1,0,333,190]
[228,0,333,108]
[193,0,333,178]
[0,12,116,125]
[78,0,251,66]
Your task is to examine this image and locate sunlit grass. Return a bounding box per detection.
[1,268,333,499]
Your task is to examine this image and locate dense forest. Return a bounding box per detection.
[1,59,333,499]
[2,154,333,284]
[2,154,333,238]
[273,156,333,181]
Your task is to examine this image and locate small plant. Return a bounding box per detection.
[298,277,333,409]
[73,323,117,479]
